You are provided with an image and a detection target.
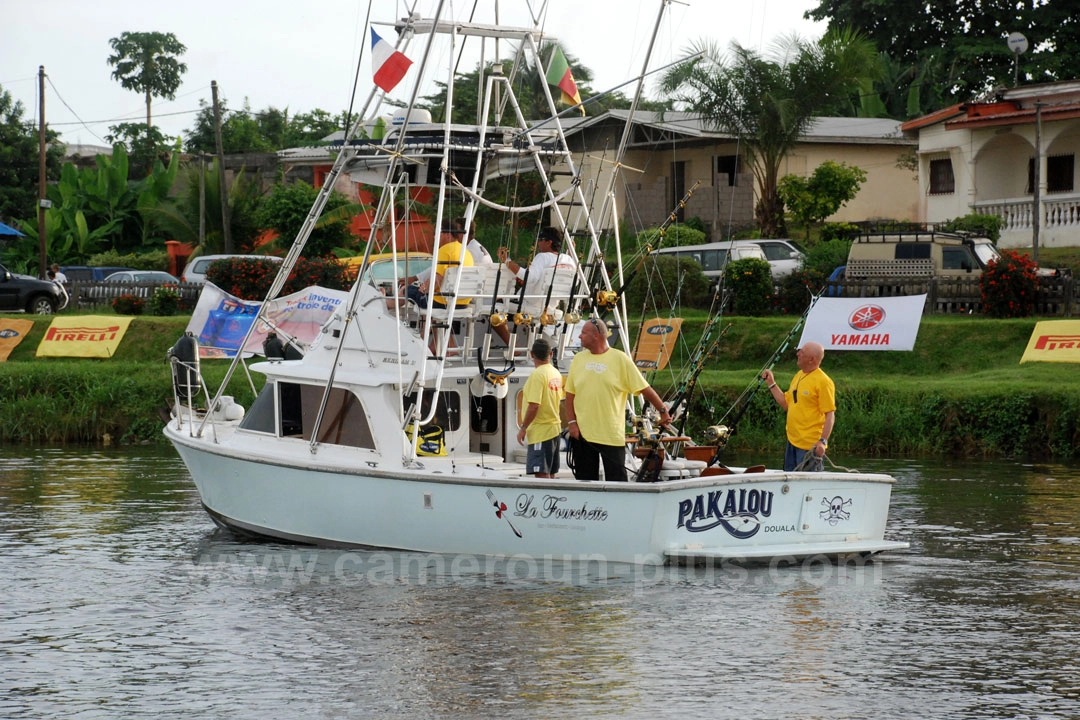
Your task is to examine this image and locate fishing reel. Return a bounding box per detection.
[489,312,508,328]
[704,424,731,448]
[564,310,581,324]
[513,312,532,326]
[539,310,557,326]
[594,289,619,310]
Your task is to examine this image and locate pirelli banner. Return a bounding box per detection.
[1020,321,1080,363]
[35,316,133,358]
[800,295,926,351]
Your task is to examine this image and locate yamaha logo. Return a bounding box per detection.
[848,304,885,330]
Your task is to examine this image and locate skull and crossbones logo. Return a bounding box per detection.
[819,496,852,525]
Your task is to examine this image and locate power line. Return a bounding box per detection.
[46,107,202,127]
[44,76,108,143]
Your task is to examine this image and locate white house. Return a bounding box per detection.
[902,80,1080,248]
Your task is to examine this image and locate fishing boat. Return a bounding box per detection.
[164,1,908,565]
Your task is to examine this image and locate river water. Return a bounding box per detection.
[2,447,1078,719]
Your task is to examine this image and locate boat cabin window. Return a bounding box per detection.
[239,381,277,434]
[404,390,460,432]
[279,382,375,449]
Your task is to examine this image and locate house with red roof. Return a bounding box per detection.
[902,80,1080,249]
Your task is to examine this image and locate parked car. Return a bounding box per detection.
[652,241,770,284]
[82,270,182,304]
[845,230,1001,279]
[0,263,67,314]
[59,265,135,282]
[180,254,282,286]
[747,239,806,278]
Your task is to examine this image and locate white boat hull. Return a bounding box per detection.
[168,425,907,565]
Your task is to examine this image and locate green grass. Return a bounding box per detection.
[4,310,1080,458]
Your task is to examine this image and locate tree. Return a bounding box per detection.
[778,160,867,239]
[806,0,1080,107]
[417,43,667,125]
[661,31,878,237]
[105,121,173,179]
[256,182,356,258]
[184,100,348,153]
[145,158,265,254]
[0,86,62,225]
[107,31,188,130]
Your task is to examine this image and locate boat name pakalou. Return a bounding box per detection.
[515,494,609,522]
[677,489,774,536]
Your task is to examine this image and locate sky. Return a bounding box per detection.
[1,0,826,148]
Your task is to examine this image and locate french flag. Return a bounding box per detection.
[370,28,412,93]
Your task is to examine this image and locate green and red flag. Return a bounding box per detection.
[546,46,585,115]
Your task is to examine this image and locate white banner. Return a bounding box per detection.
[799,294,926,351]
[186,282,348,358]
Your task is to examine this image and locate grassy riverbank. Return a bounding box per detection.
[2,313,1078,459]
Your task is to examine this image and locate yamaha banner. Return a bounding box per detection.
[800,295,926,351]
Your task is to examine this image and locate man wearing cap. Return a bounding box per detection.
[493,226,577,344]
[399,222,474,309]
[564,317,671,481]
[761,341,835,471]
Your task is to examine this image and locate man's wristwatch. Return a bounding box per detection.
[819,438,828,447]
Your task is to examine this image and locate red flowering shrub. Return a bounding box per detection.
[112,294,146,315]
[205,257,350,300]
[773,269,827,315]
[980,249,1037,318]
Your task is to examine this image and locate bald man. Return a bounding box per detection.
[761,341,835,471]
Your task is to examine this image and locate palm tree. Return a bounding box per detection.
[107,31,188,131]
[661,30,878,238]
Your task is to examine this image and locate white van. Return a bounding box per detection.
[653,241,770,283]
[181,254,283,286]
[747,239,806,278]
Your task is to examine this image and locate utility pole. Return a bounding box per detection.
[1033,102,1043,264]
[37,66,48,279]
[198,153,206,247]
[211,81,232,253]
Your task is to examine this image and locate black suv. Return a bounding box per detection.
[0,263,66,314]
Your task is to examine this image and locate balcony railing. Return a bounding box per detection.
[973,192,1080,232]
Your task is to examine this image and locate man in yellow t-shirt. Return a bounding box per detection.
[565,318,672,481]
[400,223,474,308]
[516,338,564,478]
[761,341,836,471]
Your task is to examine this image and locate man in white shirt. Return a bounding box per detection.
[493,226,577,344]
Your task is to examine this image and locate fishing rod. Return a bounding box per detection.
[592,180,702,318]
[703,288,825,457]
[668,317,733,434]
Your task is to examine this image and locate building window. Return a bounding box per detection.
[1027,154,1076,193]
[1048,154,1075,193]
[717,155,739,187]
[928,158,954,195]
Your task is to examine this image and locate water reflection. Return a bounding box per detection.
[2,447,1080,718]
